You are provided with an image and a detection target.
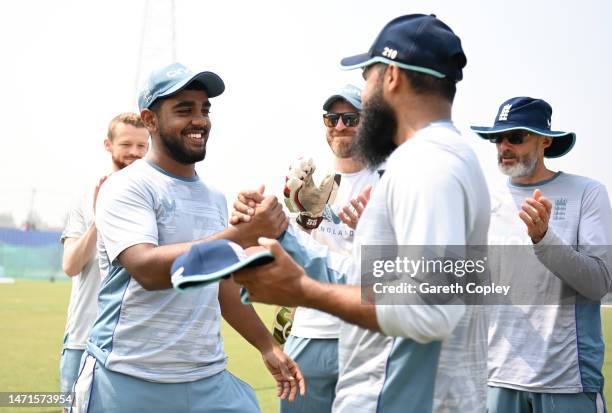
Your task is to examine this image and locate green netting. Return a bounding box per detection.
[0,243,64,280]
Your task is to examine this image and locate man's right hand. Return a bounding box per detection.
[230,185,265,225]
[231,188,288,247]
[93,175,108,216]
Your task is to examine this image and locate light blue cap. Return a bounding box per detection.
[322,84,362,111]
[138,62,225,111]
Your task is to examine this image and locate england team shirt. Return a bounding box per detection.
[89,159,228,383]
[61,188,101,350]
[487,172,612,393]
[280,121,490,412]
[291,167,384,339]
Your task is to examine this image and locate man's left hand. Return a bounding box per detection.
[339,185,372,230]
[519,188,552,244]
[261,345,306,401]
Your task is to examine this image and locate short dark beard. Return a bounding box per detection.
[157,125,207,165]
[152,100,208,165]
[159,133,205,164]
[352,82,398,168]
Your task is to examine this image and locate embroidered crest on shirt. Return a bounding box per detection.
[552,198,567,221]
[159,198,177,223]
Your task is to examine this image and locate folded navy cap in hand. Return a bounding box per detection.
[171,239,274,302]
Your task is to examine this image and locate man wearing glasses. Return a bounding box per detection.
[472,96,612,412]
[279,85,385,413]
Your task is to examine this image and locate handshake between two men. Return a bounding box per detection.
[226,158,370,307]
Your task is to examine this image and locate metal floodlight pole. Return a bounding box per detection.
[133,0,177,107]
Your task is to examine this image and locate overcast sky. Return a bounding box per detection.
[1,0,611,228]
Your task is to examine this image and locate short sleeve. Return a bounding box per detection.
[95,175,159,264]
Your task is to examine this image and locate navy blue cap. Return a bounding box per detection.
[138,62,225,111]
[323,84,362,111]
[340,14,466,81]
[171,239,273,302]
[471,97,576,158]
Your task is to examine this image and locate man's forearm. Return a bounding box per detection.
[300,278,380,332]
[208,226,253,247]
[298,277,464,342]
[62,224,98,276]
[534,229,612,300]
[219,278,276,352]
[119,227,252,291]
[118,241,195,290]
[298,278,465,343]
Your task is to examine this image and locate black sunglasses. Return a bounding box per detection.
[489,131,530,145]
[323,112,360,128]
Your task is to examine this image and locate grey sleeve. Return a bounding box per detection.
[533,184,612,300]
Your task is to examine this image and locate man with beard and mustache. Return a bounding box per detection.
[230,14,490,412]
[471,97,612,413]
[275,85,385,413]
[70,63,304,413]
[60,112,148,412]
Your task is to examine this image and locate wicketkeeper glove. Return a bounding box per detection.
[271,306,296,345]
[283,158,341,230]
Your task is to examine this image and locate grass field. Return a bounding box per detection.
[0,280,277,413]
[1,279,611,413]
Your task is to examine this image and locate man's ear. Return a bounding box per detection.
[541,136,553,150]
[140,108,158,134]
[103,138,112,153]
[385,64,403,94]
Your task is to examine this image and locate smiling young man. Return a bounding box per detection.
[472,97,612,413]
[60,112,148,412]
[70,63,303,413]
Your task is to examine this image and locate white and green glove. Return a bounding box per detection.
[283,158,341,230]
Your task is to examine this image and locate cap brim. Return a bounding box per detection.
[470,126,576,158]
[340,55,447,78]
[172,250,274,292]
[544,133,575,158]
[340,53,374,70]
[159,71,225,101]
